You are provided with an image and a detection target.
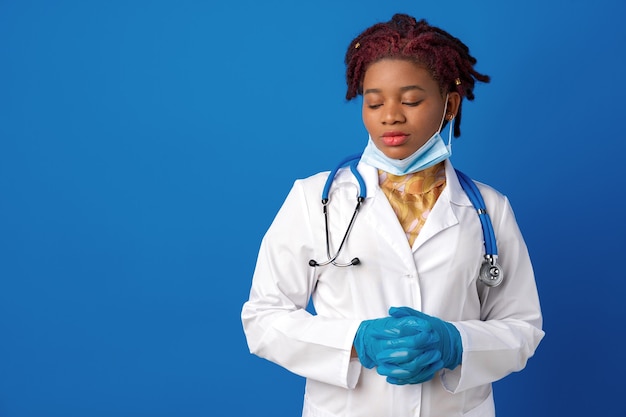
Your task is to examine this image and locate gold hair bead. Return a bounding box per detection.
[455,78,462,86]
[355,42,360,49]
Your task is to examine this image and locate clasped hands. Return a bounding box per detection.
[353,307,462,385]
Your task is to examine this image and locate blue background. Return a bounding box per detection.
[1,1,625,416]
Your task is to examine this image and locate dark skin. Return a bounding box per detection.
[361,59,460,161]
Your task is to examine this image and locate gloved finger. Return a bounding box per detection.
[385,362,440,385]
[377,358,443,382]
[389,306,429,320]
[375,336,417,351]
[381,353,444,385]
[367,316,433,339]
[377,358,441,382]
[376,349,442,374]
[360,337,412,362]
[374,333,440,365]
[386,372,434,385]
[405,328,440,348]
[374,346,429,366]
[371,330,440,354]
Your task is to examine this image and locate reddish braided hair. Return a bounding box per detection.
[345,14,490,137]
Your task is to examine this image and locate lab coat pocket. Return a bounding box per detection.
[462,390,495,417]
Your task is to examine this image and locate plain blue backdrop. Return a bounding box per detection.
[1,0,625,416]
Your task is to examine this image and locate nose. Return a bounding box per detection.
[382,102,405,125]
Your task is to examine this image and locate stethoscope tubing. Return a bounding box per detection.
[455,169,498,258]
[311,154,365,267]
[322,154,366,202]
[312,155,500,284]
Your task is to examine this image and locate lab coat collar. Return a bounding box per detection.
[444,159,474,208]
[411,159,472,250]
[356,158,474,254]
[356,158,473,207]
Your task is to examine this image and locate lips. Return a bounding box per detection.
[381,131,409,146]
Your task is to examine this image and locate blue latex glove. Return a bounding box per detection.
[353,316,437,369]
[376,347,443,385]
[389,306,463,371]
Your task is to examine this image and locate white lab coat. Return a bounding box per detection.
[241,159,544,417]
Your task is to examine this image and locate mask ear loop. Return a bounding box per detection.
[437,94,454,149]
[447,113,454,148]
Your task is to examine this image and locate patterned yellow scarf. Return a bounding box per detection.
[379,162,446,247]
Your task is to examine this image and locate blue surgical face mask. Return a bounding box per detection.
[361,96,453,175]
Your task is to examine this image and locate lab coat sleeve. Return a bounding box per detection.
[441,193,545,393]
[241,179,363,389]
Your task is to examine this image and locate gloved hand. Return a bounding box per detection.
[353,315,437,369]
[368,311,445,385]
[389,306,463,371]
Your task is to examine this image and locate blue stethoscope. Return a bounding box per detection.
[308,154,504,287]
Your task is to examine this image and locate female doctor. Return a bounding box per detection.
[241,14,544,417]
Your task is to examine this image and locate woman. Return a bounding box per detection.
[241,13,544,417]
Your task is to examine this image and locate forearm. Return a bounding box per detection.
[441,318,544,393]
[242,306,362,388]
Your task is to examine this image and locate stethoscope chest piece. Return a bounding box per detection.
[479,256,503,287]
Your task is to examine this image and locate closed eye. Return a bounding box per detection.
[403,100,422,107]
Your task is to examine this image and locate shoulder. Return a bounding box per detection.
[297,170,331,186]
[277,171,331,208]
[466,178,523,234]
[472,179,507,204]
[292,166,360,195]
[449,164,514,222]
[289,171,331,197]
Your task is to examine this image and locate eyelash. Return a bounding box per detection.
[367,101,421,109]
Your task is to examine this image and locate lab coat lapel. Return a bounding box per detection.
[356,160,473,262]
[411,188,457,250]
[412,160,472,251]
[357,163,419,270]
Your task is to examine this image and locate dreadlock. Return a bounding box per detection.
[345,14,490,137]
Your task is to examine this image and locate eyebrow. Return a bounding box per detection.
[363,85,426,95]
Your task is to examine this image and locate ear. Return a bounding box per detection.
[446,92,461,119]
